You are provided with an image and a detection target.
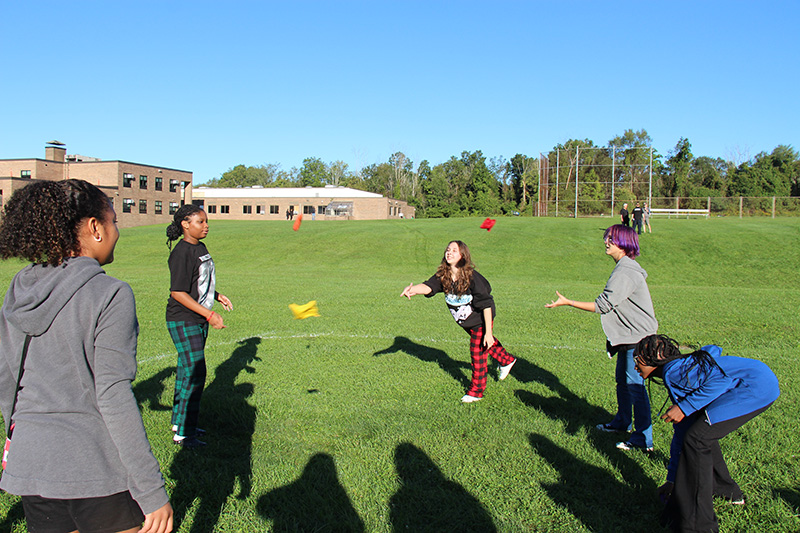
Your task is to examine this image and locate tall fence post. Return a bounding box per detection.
[611,148,615,218]
[772,196,776,218]
[574,147,579,219]
[555,149,560,218]
[739,197,743,218]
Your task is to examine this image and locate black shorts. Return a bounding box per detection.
[22,491,144,533]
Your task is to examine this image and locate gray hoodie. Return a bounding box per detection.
[0,257,168,515]
[594,256,658,346]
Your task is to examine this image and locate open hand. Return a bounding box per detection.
[545,291,570,308]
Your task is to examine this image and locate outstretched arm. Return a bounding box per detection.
[401,283,432,299]
[545,291,596,312]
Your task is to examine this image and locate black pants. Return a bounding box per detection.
[664,404,772,532]
[633,219,643,234]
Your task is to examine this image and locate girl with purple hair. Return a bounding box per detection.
[546,224,658,452]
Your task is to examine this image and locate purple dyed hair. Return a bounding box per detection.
[603,224,640,259]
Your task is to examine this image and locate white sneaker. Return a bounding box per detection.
[498,359,516,380]
[461,394,483,403]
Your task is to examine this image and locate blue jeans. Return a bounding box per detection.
[609,346,653,448]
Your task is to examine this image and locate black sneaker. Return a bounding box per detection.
[174,436,206,449]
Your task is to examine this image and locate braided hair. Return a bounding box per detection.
[634,334,725,383]
[166,204,204,250]
[0,179,111,266]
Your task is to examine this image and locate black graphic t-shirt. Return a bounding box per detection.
[166,240,216,323]
[422,271,496,329]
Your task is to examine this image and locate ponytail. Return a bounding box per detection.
[166,204,203,250]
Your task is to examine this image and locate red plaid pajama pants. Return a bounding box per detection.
[465,325,515,398]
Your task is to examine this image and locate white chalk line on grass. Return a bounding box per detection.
[137,331,584,367]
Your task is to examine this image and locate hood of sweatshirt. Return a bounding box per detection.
[616,255,648,280]
[2,257,105,337]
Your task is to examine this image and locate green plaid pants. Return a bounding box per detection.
[167,320,209,437]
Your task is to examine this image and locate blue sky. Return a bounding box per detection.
[3,1,798,183]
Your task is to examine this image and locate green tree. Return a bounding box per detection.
[608,129,653,198]
[728,145,797,197]
[207,163,284,187]
[299,157,329,187]
[328,160,350,187]
[508,154,537,211]
[361,162,394,196]
[691,156,729,194]
[664,137,693,197]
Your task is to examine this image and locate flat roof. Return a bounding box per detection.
[193,186,384,199]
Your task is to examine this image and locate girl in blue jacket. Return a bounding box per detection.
[633,334,779,533]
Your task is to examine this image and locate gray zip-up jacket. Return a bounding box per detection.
[594,256,658,346]
[0,257,168,515]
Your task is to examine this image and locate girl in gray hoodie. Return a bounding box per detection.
[0,180,172,533]
[546,224,658,452]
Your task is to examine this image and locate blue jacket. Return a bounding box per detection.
[664,345,779,481]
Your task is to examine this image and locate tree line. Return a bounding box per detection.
[201,129,799,217]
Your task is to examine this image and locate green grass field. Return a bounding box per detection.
[1,216,798,532]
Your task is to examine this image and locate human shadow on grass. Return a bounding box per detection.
[529,433,664,532]
[133,366,176,411]
[257,453,365,532]
[514,366,668,504]
[0,499,24,533]
[373,336,471,389]
[169,337,261,533]
[775,486,800,515]
[389,442,497,533]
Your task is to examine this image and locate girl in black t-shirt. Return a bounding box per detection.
[165,205,232,448]
[401,240,516,403]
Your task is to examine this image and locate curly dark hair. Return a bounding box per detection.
[634,334,725,381]
[434,240,475,295]
[0,179,112,266]
[166,204,204,249]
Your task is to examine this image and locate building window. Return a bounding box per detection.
[139,175,147,189]
[122,198,134,213]
[20,170,31,178]
[155,201,162,214]
[123,173,134,187]
[139,200,147,214]
[220,205,230,214]
[207,205,217,214]
[169,202,179,215]
[169,179,179,192]
[155,177,163,191]
[303,205,315,215]
[243,205,252,214]
[256,205,263,214]
[266,205,277,214]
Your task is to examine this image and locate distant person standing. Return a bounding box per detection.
[643,202,652,233]
[620,203,630,227]
[632,203,644,235]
